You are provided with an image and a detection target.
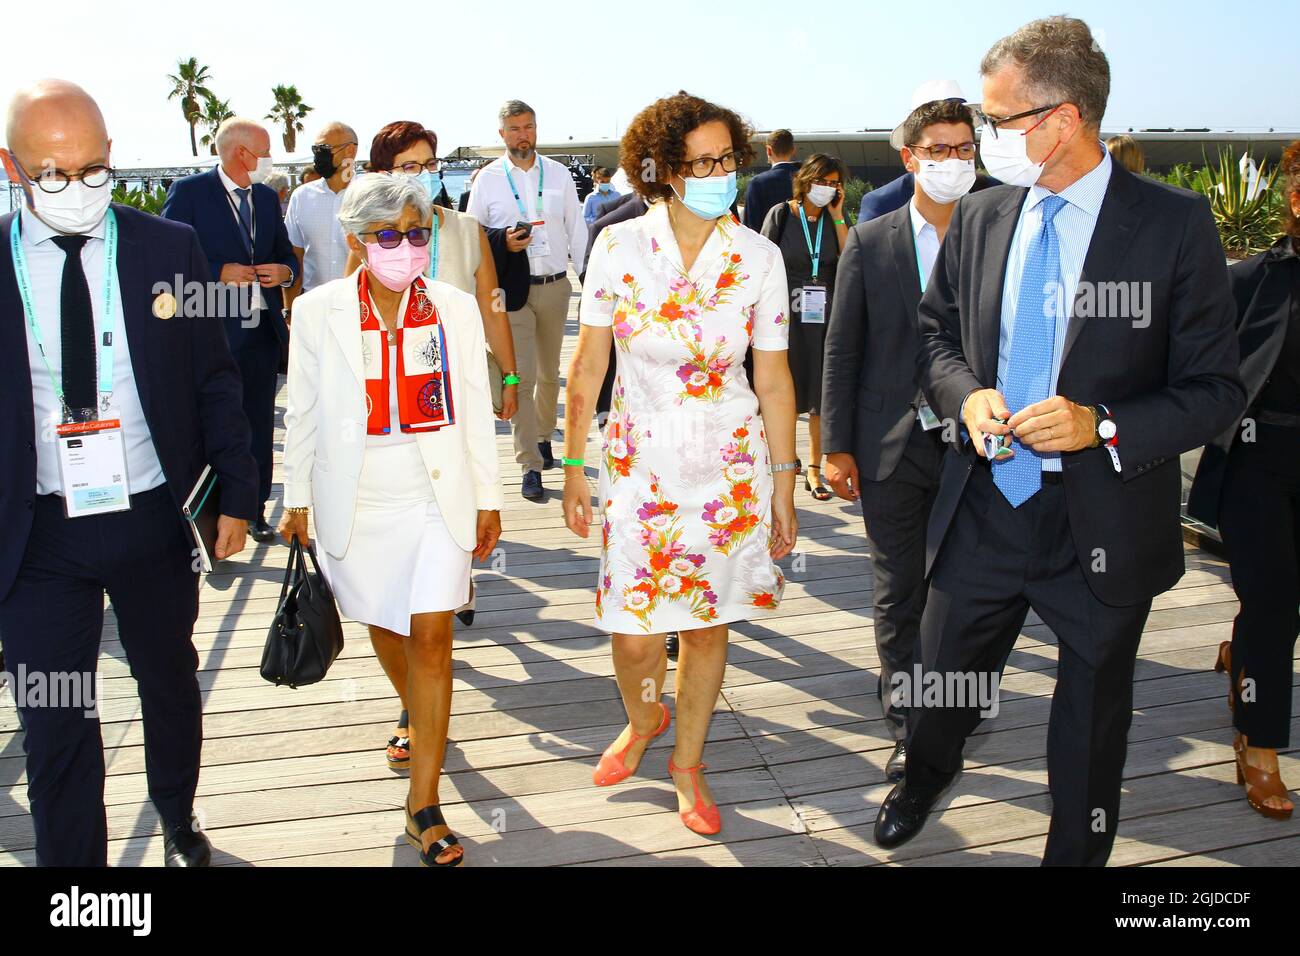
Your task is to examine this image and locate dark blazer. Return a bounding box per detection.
[0,205,260,600]
[822,204,926,480]
[917,163,1245,607]
[742,162,797,232]
[483,226,532,313]
[581,192,647,284]
[161,167,297,353]
[1187,237,1297,526]
[859,172,915,223]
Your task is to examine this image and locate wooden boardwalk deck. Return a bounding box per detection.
[1,284,1296,868]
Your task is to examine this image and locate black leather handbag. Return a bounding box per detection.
[260,538,344,688]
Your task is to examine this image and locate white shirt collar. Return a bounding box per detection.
[217,163,249,195]
[19,204,107,246]
[909,198,937,239]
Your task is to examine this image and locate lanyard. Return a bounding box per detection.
[798,206,824,282]
[10,209,120,414]
[223,186,257,262]
[502,159,544,221]
[426,209,441,280]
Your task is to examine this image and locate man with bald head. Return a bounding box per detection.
[163,116,298,543]
[0,79,259,866]
[283,121,358,309]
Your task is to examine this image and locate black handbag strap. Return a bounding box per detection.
[278,537,304,609]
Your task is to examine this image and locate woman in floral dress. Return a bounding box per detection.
[562,92,798,835]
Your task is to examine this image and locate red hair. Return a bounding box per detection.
[367,121,438,172]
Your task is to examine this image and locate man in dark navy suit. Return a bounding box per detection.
[163,118,297,543]
[742,128,797,231]
[0,80,258,866]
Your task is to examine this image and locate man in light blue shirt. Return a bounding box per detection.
[583,166,620,226]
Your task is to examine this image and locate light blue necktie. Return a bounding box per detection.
[234,187,254,258]
[994,194,1067,508]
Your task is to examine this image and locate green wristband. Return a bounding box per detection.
[562,457,585,468]
[502,373,520,385]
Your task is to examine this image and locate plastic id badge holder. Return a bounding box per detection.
[800,285,827,324]
[527,219,551,259]
[56,416,131,518]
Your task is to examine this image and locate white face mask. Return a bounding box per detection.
[28,179,112,235]
[979,127,1049,188]
[807,184,837,208]
[247,154,274,184]
[915,158,976,204]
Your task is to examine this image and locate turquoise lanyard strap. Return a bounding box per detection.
[915,233,929,293]
[503,159,544,220]
[427,210,441,279]
[798,206,824,283]
[10,208,119,414]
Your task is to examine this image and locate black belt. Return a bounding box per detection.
[530,272,567,285]
[1254,409,1300,428]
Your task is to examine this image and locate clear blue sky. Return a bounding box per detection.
[4,0,1297,164]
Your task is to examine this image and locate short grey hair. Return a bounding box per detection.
[337,172,431,237]
[498,99,535,127]
[264,171,290,193]
[214,117,269,160]
[980,16,1110,126]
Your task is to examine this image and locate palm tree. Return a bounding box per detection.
[166,57,214,157]
[197,93,235,156]
[266,85,312,153]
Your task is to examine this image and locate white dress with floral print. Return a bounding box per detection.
[580,201,790,634]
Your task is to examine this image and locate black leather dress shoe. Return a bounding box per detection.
[522,470,544,501]
[163,815,212,867]
[250,518,277,543]
[665,632,679,658]
[539,441,556,469]
[873,778,950,849]
[886,741,907,782]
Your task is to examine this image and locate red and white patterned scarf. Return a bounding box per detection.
[358,270,456,435]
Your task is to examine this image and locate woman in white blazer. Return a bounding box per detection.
[279,173,502,868]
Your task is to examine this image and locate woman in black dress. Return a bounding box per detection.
[760,154,849,500]
[1189,139,1300,819]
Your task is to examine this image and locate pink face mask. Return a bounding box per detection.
[363,237,431,291]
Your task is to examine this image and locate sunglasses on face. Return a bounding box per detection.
[360,227,431,249]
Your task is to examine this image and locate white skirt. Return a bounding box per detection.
[319,441,472,636]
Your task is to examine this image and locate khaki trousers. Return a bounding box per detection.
[508,276,572,473]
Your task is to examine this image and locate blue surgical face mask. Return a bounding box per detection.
[597,182,611,193]
[675,170,737,220]
[415,170,443,198]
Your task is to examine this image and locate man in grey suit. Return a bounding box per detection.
[872,16,1245,865]
[822,93,980,782]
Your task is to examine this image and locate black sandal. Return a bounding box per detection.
[386,709,410,771]
[804,470,833,502]
[405,801,464,867]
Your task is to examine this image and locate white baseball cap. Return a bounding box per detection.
[890,80,968,150]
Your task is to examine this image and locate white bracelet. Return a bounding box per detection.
[770,461,799,474]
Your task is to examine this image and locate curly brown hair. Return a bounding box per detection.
[1280,139,1300,240]
[618,91,754,202]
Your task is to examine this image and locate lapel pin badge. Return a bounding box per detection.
[152,291,177,320]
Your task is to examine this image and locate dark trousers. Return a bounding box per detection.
[1217,422,1300,749]
[905,466,1152,866]
[0,486,201,866]
[234,341,280,518]
[859,420,945,741]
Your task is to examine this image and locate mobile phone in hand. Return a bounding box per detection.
[512,220,533,238]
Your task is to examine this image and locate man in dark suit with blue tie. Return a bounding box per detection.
[0,80,259,866]
[163,118,297,543]
[742,129,798,231]
[871,17,1245,865]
